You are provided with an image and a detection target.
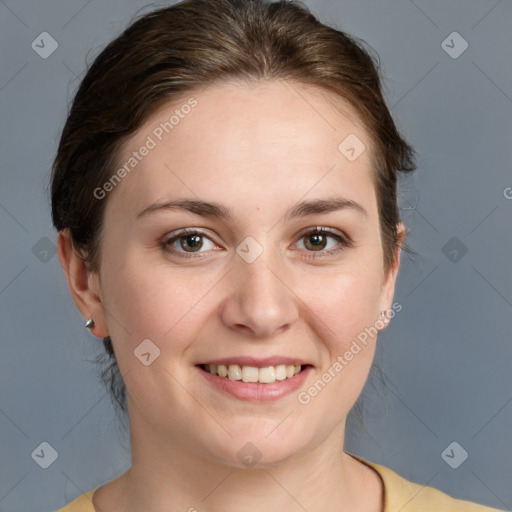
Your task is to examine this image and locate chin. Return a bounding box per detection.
[205,426,308,469]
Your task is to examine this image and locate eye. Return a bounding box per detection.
[160,226,353,260]
[295,227,353,258]
[161,228,218,257]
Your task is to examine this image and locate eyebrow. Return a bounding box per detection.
[136,196,368,221]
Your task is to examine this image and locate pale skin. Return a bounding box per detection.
[58,79,404,512]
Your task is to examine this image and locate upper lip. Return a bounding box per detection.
[197,356,312,367]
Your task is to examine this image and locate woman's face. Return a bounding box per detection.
[86,79,400,466]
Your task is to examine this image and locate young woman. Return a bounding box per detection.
[52,0,503,510]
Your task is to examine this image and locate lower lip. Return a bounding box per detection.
[196,365,313,402]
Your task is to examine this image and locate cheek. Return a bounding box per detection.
[309,265,382,344]
[99,250,221,355]
[301,266,382,386]
[101,242,384,348]
[295,272,381,418]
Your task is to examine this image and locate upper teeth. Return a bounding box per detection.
[205,364,302,383]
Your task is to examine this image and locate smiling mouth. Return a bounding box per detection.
[197,363,311,384]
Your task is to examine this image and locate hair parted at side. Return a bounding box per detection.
[51,0,416,417]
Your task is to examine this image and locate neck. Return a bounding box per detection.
[99,411,382,512]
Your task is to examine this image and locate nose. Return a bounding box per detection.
[219,245,299,338]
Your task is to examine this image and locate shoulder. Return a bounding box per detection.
[351,454,504,512]
[55,460,505,512]
[56,489,96,512]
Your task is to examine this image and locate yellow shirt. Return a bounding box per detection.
[57,456,504,511]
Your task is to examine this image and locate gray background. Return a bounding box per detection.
[1,0,511,510]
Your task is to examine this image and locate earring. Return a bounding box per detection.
[379,311,388,322]
[85,318,95,329]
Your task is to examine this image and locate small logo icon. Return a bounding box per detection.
[441,441,468,469]
[237,442,262,468]
[31,32,59,59]
[442,236,468,263]
[236,236,263,264]
[441,32,468,59]
[134,338,161,366]
[31,441,58,469]
[32,236,57,263]
[338,134,366,162]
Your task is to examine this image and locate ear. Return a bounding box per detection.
[57,229,109,338]
[377,222,405,329]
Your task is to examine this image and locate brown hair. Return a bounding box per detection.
[51,0,416,415]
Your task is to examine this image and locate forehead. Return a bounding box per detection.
[105,79,377,221]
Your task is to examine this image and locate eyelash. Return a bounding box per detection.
[160,226,353,260]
